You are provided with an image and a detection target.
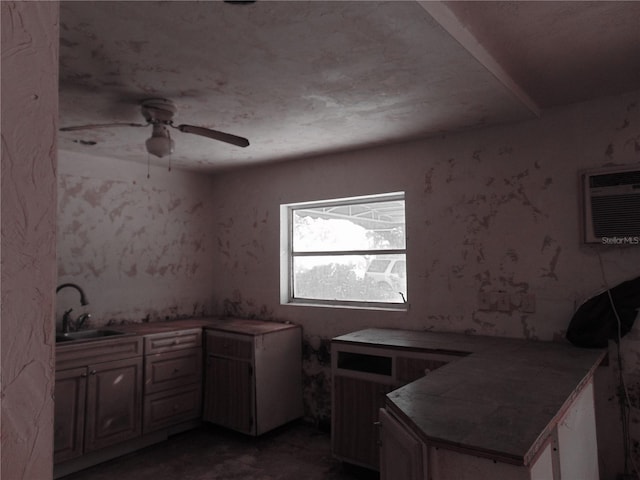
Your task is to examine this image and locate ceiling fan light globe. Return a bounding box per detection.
[145,136,174,158]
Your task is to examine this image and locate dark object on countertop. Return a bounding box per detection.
[566,276,640,348]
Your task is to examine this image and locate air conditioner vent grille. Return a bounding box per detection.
[591,194,640,237]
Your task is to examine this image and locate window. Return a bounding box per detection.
[281,192,407,309]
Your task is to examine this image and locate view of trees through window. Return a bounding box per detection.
[290,196,406,305]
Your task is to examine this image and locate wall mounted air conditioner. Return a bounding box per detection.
[581,165,640,244]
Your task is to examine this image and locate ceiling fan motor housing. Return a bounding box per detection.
[141,98,177,124]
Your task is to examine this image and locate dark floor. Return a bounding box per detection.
[61,422,380,480]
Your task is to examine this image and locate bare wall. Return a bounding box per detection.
[207,90,640,478]
[1,2,59,479]
[208,92,640,337]
[56,151,218,327]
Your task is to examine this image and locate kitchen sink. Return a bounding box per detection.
[56,329,129,343]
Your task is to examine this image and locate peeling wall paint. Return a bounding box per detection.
[56,152,217,328]
[1,2,59,479]
[208,91,640,479]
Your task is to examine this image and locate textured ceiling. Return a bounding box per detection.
[58,1,640,172]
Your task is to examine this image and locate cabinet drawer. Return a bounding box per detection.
[143,384,202,433]
[145,348,202,394]
[56,336,143,370]
[206,332,252,360]
[144,329,202,354]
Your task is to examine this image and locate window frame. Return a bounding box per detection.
[280,191,408,310]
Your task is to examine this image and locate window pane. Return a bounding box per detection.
[283,192,407,307]
[293,254,406,303]
[366,259,391,273]
[293,199,405,252]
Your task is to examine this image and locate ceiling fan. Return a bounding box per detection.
[59,98,250,158]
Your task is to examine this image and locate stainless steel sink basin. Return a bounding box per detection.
[56,329,128,343]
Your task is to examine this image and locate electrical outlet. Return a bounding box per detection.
[478,292,492,310]
[497,292,511,312]
[521,293,536,313]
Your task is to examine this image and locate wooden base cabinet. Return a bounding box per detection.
[331,340,459,470]
[54,337,144,464]
[142,329,203,433]
[55,320,303,475]
[203,321,303,436]
[379,407,534,480]
[379,380,599,480]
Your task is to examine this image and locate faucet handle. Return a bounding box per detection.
[76,313,91,329]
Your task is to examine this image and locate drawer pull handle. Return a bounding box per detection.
[80,372,88,378]
[173,368,180,374]
[89,370,97,375]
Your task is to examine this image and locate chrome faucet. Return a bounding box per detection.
[57,283,90,333]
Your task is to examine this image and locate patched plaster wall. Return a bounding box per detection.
[1,2,59,479]
[56,151,217,328]
[208,90,640,479]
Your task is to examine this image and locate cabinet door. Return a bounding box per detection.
[332,375,394,469]
[84,356,143,452]
[203,355,253,434]
[379,408,424,480]
[54,367,87,464]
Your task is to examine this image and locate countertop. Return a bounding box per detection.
[334,328,606,466]
[111,317,299,336]
[55,318,300,355]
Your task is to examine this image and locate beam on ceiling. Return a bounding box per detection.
[418,1,541,117]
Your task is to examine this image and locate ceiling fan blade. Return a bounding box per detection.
[60,122,148,132]
[176,124,250,148]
